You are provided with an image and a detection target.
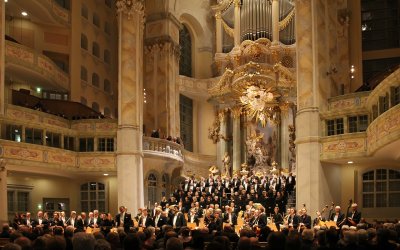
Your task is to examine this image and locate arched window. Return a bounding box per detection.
[92,73,100,87]
[161,173,169,197]
[80,66,88,81]
[148,173,157,205]
[81,4,88,19]
[92,42,100,58]
[104,107,111,117]
[92,13,100,28]
[92,102,99,112]
[104,50,111,64]
[104,79,111,93]
[80,182,106,212]
[362,169,400,208]
[179,25,192,77]
[81,34,88,50]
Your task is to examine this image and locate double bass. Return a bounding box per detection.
[338,199,352,227]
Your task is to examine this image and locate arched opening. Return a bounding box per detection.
[92,42,100,58]
[147,173,158,205]
[179,25,192,77]
[92,13,100,28]
[92,73,100,88]
[80,34,88,50]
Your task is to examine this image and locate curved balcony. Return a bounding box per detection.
[323,92,369,118]
[367,104,400,157]
[143,137,184,163]
[320,132,368,162]
[178,75,218,100]
[7,0,70,26]
[5,41,70,91]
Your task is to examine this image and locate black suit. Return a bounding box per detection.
[347,210,362,225]
[330,213,345,226]
[75,218,88,232]
[170,212,186,229]
[88,217,102,228]
[299,215,312,229]
[49,219,64,227]
[223,213,237,226]
[66,217,77,228]
[31,218,49,229]
[187,214,200,226]
[154,215,168,228]
[115,212,133,232]
[138,216,155,228]
[288,215,300,229]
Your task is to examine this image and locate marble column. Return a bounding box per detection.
[231,107,242,173]
[217,109,228,171]
[295,0,323,214]
[234,0,241,47]
[271,0,280,44]
[116,0,145,213]
[280,113,289,171]
[0,160,7,224]
[0,0,4,116]
[215,12,223,53]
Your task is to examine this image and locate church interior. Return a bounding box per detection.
[0,0,399,227]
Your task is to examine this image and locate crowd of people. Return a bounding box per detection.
[1,172,400,250]
[149,129,182,145]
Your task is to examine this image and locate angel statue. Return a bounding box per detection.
[222,152,231,178]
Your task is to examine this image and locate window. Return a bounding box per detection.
[81,34,88,50]
[105,0,112,8]
[104,79,111,93]
[43,91,68,101]
[161,174,169,197]
[92,73,100,87]
[81,182,106,212]
[64,136,75,151]
[104,22,111,35]
[391,86,400,106]
[81,97,87,106]
[348,115,368,133]
[180,94,193,151]
[79,138,94,152]
[4,124,22,142]
[362,169,400,208]
[25,128,43,145]
[93,13,100,28]
[104,50,111,64]
[104,107,111,117]
[81,66,88,81]
[179,25,192,77]
[92,102,100,112]
[379,94,389,114]
[98,138,114,152]
[46,132,61,148]
[81,4,88,19]
[326,119,344,136]
[148,174,157,205]
[372,105,378,120]
[7,190,29,213]
[92,42,100,58]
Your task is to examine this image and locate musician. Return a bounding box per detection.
[187,208,200,226]
[223,207,237,226]
[347,203,361,226]
[66,211,77,228]
[89,210,101,228]
[60,211,67,227]
[272,206,283,230]
[313,211,325,227]
[75,212,88,232]
[258,207,268,228]
[209,210,223,232]
[115,206,133,232]
[286,173,296,194]
[138,208,154,228]
[32,211,48,229]
[330,206,344,227]
[22,212,33,228]
[151,202,159,217]
[50,212,64,227]
[170,206,187,229]
[287,208,299,229]
[299,208,312,229]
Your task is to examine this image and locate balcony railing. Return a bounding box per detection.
[143,137,184,162]
[5,41,69,91]
[35,0,70,26]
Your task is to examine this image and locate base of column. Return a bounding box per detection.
[117,154,144,214]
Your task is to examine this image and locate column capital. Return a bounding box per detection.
[215,11,222,20]
[116,0,145,27]
[231,106,242,119]
[234,0,241,7]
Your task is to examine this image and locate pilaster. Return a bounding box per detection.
[231,106,242,173]
[217,109,228,171]
[116,0,145,213]
[0,0,4,115]
[0,160,7,224]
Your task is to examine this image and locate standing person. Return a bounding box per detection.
[115,206,132,232]
[347,203,361,226]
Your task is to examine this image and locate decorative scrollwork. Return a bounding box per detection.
[116,0,145,28]
[279,8,295,31]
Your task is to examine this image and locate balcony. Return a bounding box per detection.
[143,137,184,163]
[6,0,70,27]
[5,41,70,91]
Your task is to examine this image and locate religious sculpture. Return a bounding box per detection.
[222,152,231,178]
